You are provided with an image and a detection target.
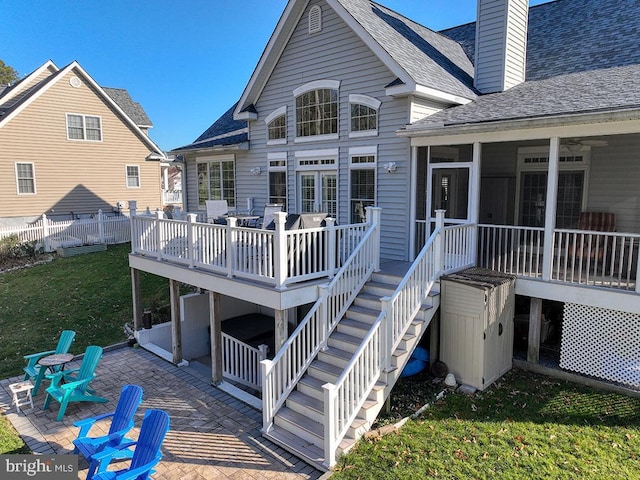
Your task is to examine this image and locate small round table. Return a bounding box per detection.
[38,353,74,371]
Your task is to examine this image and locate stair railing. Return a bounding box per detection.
[323,210,446,467]
[261,208,382,433]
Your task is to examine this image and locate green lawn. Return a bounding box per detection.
[333,368,640,479]
[0,243,169,380]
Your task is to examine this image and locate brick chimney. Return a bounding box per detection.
[474,0,529,94]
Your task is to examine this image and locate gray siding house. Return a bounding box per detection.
[130,0,640,469]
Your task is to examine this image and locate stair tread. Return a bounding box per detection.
[365,280,397,291]
[277,407,323,437]
[310,359,344,376]
[298,374,326,390]
[340,317,373,331]
[330,331,362,346]
[347,305,380,317]
[288,390,323,413]
[320,346,354,362]
[265,426,325,465]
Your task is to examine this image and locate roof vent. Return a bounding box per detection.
[69,76,82,88]
[309,5,322,34]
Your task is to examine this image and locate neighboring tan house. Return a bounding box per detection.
[129,0,640,469]
[0,60,164,226]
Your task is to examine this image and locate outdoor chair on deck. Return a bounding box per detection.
[73,384,144,479]
[43,345,108,421]
[205,200,230,224]
[90,409,171,480]
[23,329,76,396]
[249,203,283,229]
[571,212,616,268]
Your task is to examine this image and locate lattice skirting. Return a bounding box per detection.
[560,303,640,387]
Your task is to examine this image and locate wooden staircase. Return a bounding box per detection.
[263,267,440,470]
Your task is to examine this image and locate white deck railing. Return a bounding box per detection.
[0,211,130,252]
[222,333,268,390]
[260,208,381,435]
[322,210,450,467]
[478,224,640,292]
[130,206,370,289]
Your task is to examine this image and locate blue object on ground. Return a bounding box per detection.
[400,346,429,377]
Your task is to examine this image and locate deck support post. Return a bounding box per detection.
[527,297,543,363]
[169,279,183,365]
[542,137,560,281]
[274,309,288,353]
[209,291,223,385]
[131,268,143,332]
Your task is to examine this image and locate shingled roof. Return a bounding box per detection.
[103,87,153,127]
[171,103,248,152]
[405,0,640,132]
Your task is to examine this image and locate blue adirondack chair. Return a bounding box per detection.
[43,345,108,421]
[73,385,144,478]
[90,409,171,480]
[23,330,76,396]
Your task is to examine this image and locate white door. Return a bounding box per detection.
[298,171,337,217]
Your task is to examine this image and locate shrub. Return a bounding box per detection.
[0,234,40,263]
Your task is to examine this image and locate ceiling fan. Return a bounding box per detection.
[564,138,609,150]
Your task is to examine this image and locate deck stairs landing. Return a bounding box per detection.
[263,263,440,470]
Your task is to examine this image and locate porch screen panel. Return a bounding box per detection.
[520,172,547,227]
[556,171,584,229]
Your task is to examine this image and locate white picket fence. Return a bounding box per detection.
[0,211,131,252]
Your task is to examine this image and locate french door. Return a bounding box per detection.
[427,163,471,226]
[298,171,337,217]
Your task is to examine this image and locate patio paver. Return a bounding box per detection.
[1,346,322,480]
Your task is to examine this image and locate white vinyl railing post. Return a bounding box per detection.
[318,284,330,350]
[326,218,336,277]
[226,217,238,278]
[128,200,137,254]
[97,209,105,243]
[155,210,163,261]
[261,359,274,432]
[258,344,269,362]
[273,212,288,289]
[366,207,382,272]
[434,210,445,275]
[380,296,392,372]
[42,213,51,252]
[187,213,197,268]
[323,382,338,468]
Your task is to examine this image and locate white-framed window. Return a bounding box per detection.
[66,113,102,141]
[15,162,36,195]
[295,149,338,216]
[126,165,140,188]
[349,146,377,223]
[196,156,236,209]
[268,152,287,205]
[265,106,287,145]
[309,5,322,34]
[516,146,590,228]
[349,94,381,138]
[294,80,340,142]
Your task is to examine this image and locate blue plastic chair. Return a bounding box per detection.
[23,330,76,395]
[91,409,171,480]
[73,385,144,479]
[43,345,108,421]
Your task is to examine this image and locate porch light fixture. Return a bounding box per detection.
[383,161,397,173]
[250,167,262,176]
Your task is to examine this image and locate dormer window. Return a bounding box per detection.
[294,80,340,142]
[265,106,287,145]
[349,94,381,138]
[309,5,322,34]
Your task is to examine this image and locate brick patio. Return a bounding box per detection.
[0,346,323,479]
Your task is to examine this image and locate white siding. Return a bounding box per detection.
[410,97,447,123]
[241,1,413,261]
[475,0,528,94]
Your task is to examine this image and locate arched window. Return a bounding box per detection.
[265,106,287,144]
[294,80,340,140]
[349,94,381,137]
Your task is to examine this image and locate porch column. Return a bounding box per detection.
[130,268,143,332]
[209,291,223,385]
[470,142,482,265]
[527,297,543,363]
[542,137,560,281]
[274,309,288,352]
[409,145,418,260]
[169,279,183,364]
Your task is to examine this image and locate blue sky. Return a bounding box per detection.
[2,0,549,151]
